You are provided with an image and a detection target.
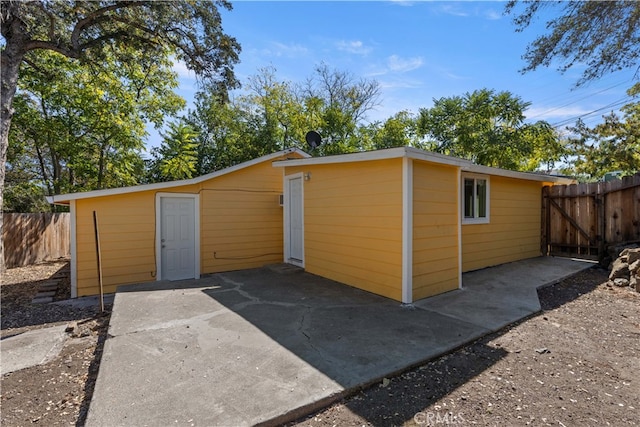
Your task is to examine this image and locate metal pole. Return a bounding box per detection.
[93,211,104,313]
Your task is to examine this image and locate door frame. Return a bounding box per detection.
[283,173,304,268]
[155,192,201,281]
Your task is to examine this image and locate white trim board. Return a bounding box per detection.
[69,200,77,298]
[401,157,413,303]
[273,146,574,185]
[283,173,305,268]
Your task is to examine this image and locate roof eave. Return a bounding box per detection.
[49,148,309,204]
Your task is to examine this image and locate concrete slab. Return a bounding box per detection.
[1,325,68,375]
[31,296,54,304]
[415,256,595,332]
[87,271,487,427]
[52,294,115,309]
[86,256,594,427]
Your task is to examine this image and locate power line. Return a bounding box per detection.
[550,96,632,129]
[526,79,632,120]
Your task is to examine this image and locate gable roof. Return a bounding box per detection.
[273,146,575,184]
[48,148,309,205]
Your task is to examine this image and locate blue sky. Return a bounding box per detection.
[159,0,637,150]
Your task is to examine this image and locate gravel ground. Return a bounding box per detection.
[1,263,638,427]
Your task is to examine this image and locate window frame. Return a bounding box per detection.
[461,173,490,225]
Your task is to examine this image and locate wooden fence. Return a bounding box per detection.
[542,173,640,260]
[3,213,70,268]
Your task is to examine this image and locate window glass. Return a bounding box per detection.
[476,179,487,218]
[464,178,474,218]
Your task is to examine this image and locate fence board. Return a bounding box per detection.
[3,213,70,268]
[543,173,640,260]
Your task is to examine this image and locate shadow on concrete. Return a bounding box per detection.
[288,265,607,426]
[89,259,597,426]
[197,268,495,426]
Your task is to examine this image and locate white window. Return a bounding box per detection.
[462,174,489,224]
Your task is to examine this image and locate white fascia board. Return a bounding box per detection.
[273,147,409,167]
[49,148,309,204]
[271,146,575,185]
[463,164,575,184]
[273,146,472,169]
[404,147,472,167]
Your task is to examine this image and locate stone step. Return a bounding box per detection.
[39,283,59,292]
[40,280,59,287]
[32,296,54,304]
[36,291,56,298]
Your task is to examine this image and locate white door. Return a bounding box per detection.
[160,197,196,280]
[287,176,304,265]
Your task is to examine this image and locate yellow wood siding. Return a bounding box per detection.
[200,160,285,274]
[76,192,157,296]
[412,161,460,300]
[285,159,403,301]
[462,176,543,272]
[74,153,300,296]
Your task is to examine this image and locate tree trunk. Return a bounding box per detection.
[0,16,28,273]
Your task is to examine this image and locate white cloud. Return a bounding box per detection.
[438,4,469,18]
[387,55,424,73]
[172,59,196,80]
[389,0,414,7]
[336,40,372,55]
[262,41,309,58]
[484,9,502,20]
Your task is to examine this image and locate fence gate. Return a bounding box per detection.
[542,173,640,260]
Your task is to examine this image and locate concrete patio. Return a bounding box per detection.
[86,256,593,426]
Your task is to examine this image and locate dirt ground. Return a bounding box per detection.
[1,263,638,427]
[1,261,111,426]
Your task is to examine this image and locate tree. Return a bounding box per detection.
[506,1,640,86]
[300,63,381,155]
[148,122,199,182]
[362,111,421,151]
[566,90,640,181]
[0,0,240,270]
[187,64,383,170]
[417,89,565,171]
[7,46,184,210]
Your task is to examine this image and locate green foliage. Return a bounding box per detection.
[506,1,640,86]
[3,182,49,213]
[299,64,381,155]
[417,89,565,171]
[566,94,640,181]
[362,111,422,151]
[8,47,184,211]
[0,4,238,233]
[187,64,382,172]
[148,122,199,182]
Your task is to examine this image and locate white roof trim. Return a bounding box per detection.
[48,148,310,204]
[463,164,575,184]
[273,146,574,184]
[272,146,471,168]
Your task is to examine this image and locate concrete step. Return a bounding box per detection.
[32,296,54,304]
